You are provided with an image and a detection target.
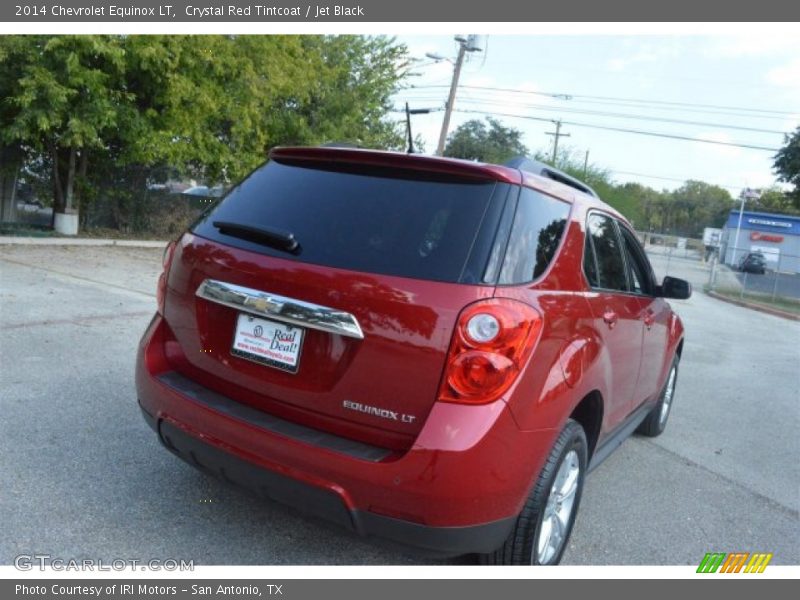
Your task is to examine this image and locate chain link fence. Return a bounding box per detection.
[707,245,800,314]
[637,232,800,316]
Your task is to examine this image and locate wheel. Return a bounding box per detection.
[636,356,679,437]
[481,419,587,565]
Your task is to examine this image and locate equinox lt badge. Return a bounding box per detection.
[343,400,416,423]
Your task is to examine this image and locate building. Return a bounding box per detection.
[720,210,800,274]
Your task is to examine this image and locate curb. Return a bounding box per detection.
[0,236,167,248]
[706,290,800,322]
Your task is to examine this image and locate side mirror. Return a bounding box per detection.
[659,276,692,300]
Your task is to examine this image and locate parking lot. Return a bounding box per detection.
[1,244,798,565]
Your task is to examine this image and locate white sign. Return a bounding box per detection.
[703,227,722,247]
[748,218,792,228]
[231,314,304,373]
[750,245,780,265]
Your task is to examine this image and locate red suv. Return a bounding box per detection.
[136,147,690,565]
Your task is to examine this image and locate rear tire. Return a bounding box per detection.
[636,356,679,437]
[480,419,587,565]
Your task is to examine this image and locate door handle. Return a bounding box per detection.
[643,310,656,329]
[602,310,618,328]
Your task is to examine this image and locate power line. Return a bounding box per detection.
[410,84,798,117]
[452,108,781,152]
[404,90,794,122]
[425,95,788,135]
[608,169,753,191]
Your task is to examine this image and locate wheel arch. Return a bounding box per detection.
[569,390,604,460]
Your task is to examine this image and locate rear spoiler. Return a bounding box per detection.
[270,147,522,185]
[504,157,598,198]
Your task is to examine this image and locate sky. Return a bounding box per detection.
[392,34,800,196]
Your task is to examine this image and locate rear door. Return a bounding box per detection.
[582,212,644,428]
[163,158,510,445]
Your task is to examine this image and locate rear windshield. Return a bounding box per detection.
[192,159,504,283]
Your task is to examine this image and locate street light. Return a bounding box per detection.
[733,187,760,265]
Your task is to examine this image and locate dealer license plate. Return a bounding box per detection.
[231,314,304,373]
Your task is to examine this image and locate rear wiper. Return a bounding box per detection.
[213,221,301,254]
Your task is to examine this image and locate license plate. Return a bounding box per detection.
[231,314,304,373]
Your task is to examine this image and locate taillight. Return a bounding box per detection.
[438,298,543,405]
[156,239,177,315]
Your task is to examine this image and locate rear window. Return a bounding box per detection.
[192,159,504,283]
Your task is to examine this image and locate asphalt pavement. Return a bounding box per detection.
[0,245,798,566]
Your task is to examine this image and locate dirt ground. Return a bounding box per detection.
[0,244,164,297]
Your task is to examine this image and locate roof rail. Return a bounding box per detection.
[504,156,598,198]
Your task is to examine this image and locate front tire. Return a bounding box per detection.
[636,356,679,437]
[481,419,587,565]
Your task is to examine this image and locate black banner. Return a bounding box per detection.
[3,0,800,22]
[4,579,797,600]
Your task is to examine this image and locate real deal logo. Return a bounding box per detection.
[269,329,299,354]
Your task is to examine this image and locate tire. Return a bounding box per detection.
[636,356,679,437]
[480,419,587,565]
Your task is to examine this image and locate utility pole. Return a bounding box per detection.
[546,120,570,165]
[435,42,467,156]
[583,149,590,178]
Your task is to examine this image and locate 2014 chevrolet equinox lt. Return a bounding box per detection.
[136,147,690,565]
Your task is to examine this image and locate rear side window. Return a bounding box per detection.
[584,213,628,291]
[498,188,571,284]
[192,159,504,283]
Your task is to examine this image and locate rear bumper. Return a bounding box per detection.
[136,314,558,555]
[142,406,515,555]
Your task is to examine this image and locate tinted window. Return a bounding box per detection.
[192,160,502,283]
[620,227,654,295]
[498,188,571,284]
[585,214,627,291]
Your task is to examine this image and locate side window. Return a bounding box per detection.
[498,188,571,284]
[620,226,654,295]
[585,213,628,292]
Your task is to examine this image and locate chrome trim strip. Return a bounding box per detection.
[195,279,364,340]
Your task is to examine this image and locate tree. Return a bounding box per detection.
[0,35,411,233]
[3,36,127,231]
[774,126,800,208]
[663,180,732,237]
[751,186,800,215]
[444,118,528,164]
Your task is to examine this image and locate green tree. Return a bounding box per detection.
[2,36,127,228]
[752,186,799,215]
[665,180,733,237]
[444,117,528,164]
[774,126,800,207]
[1,35,410,233]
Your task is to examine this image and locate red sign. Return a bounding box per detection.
[750,231,784,243]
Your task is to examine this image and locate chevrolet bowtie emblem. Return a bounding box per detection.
[251,297,271,312]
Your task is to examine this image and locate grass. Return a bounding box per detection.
[707,285,800,316]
